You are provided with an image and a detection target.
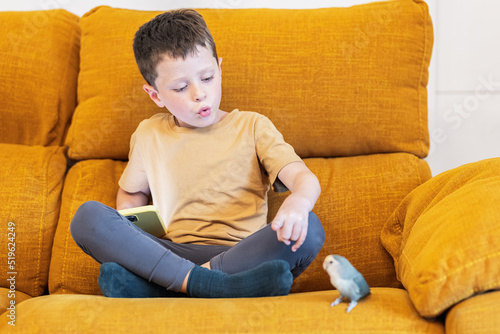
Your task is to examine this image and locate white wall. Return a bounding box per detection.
[2,0,498,176]
[426,0,500,176]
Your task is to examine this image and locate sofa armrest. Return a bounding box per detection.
[382,158,500,318]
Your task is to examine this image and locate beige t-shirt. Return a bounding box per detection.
[119,109,302,246]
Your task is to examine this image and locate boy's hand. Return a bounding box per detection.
[271,194,312,252]
[271,161,321,252]
[116,187,149,210]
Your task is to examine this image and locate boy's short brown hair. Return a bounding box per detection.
[133,9,218,88]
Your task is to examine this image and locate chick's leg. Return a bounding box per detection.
[330,296,343,307]
[346,300,358,313]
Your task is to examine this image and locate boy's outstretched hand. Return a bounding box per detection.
[271,162,321,252]
[271,193,313,252]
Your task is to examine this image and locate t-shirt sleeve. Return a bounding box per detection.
[118,127,150,195]
[254,115,303,192]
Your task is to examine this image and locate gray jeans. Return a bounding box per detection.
[71,201,325,292]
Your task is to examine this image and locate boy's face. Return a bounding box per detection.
[143,45,224,128]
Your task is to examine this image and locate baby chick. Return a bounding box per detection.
[323,255,370,313]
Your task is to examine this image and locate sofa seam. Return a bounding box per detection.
[415,155,423,187]
[46,148,67,293]
[434,278,500,318]
[58,15,81,146]
[34,147,53,296]
[416,1,430,159]
[53,13,71,146]
[415,249,500,316]
[62,17,82,156]
[432,250,500,285]
[43,11,79,146]
[60,162,82,294]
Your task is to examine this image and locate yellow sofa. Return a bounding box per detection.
[1,1,499,332]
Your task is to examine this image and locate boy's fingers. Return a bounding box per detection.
[278,215,297,243]
[290,219,304,241]
[271,214,285,231]
[291,228,308,252]
[272,213,309,250]
[271,216,289,244]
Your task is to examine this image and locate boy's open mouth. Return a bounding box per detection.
[198,106,211,118]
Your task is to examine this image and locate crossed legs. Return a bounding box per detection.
[71,201,325,298]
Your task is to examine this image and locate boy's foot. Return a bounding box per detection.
[98,262,185,298]
[187,260,293,298]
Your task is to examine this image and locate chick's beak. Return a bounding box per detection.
[323,256,331,270]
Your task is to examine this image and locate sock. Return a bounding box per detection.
[186,260,293,298]
[98,262,186,298]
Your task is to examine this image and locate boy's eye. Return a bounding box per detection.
[172,76,212,92]
[173,86,187,93]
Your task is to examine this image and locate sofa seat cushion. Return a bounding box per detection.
[0,288,31,315]
[66,0,433,160]
[381,158,500,318]
[0,144,66,297]
[445,290,500,334]
[0,10,80,146]
[0,288,444,333]
[50,153,430,295]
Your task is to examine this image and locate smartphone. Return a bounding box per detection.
[118,205,167,238]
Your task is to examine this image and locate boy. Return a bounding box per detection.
[71,9,324,298]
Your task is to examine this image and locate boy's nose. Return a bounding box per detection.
[191,84,206,102]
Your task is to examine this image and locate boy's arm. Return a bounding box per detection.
[116,187,149,210]
[271,161,321,252]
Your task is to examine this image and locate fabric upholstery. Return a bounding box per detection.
[0,10,80,146]
[445,290,500,334]
[274,154,431,293]
[0,2,460,332]
[0,144,66,297]
[0,288,31,315]
[0,289,444,333]
[49,159,126,295]
[381,158,500,318]
[66,0,433,160]
[49,154,430,295]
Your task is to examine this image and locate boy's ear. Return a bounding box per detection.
[218,57,223,73]
[143,84,165,108]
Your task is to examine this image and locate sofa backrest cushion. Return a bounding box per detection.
[0,10,80,146]
[49,159,127,295]
[0,144,66,297]
[49,153,431,294]
[381,158,500,318]
[270,153,432,293]
[66,0,433,160]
